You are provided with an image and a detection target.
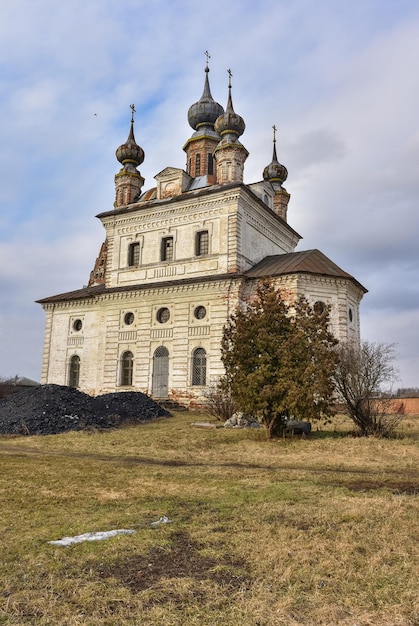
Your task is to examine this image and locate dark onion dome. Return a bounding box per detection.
[116,108,145,167]
[188,66,224,130]
[214,73,245,138]
[263,130,287,185]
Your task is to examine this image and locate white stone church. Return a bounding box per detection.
[38,64,366,406]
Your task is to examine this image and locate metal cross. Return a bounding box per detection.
[227,68,233,87]
[272,124,277,143]
[205,50,210,67]
[130,104,136,122]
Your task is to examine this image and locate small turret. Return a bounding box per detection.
[263,125,290,221]
[114,105,145,208]
[213,69,248,184]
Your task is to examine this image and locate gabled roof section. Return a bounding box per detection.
[245,249,367,293]
[154,166,184,178]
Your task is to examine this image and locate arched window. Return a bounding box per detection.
[195,153,201,176]
[69,355,80,388]
[120,351,134,386]
[192,348,207,386]
[207,152,214,175]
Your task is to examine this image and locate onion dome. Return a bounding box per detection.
[263,125,287,185]
[116,105,144,168]
[214,70,245,138]
[114,105,145,207]
[188,64,224,131]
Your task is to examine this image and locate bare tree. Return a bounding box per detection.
[203,380,236,422]
[333,341,402,437]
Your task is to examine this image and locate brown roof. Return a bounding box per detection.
[36,273,243,304]
[245,249,367,292]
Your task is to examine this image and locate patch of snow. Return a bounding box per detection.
[149,516,172,528]
[48,528,135,546]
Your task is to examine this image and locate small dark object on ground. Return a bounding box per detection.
[0,384,171,436]
[285,420,312,435]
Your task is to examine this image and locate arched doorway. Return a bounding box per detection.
[152,346,169,398]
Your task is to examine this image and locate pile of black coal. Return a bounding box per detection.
[0,384,171,436]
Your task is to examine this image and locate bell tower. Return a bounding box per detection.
[183,52,224,184]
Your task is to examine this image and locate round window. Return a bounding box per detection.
[194,306,207,320]
[124,312,135,325]
[313,301,326,315]
[157,308,170,323]
[73,319,82,331]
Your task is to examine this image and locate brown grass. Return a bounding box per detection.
[0,412,418,625]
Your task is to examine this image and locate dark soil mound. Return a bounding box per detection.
[0,384,171,436]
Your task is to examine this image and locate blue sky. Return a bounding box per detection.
[1,0,418,387]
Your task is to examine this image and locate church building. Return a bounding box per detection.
[38,62,367,406]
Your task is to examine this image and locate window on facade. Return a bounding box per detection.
[73,319,82,332]
[161,237,174,261]
[69,355,80,388]
[195,153,201,176]
[124,312,135,325]
[207,152,214,175]
[194,305,207,320]
[128,242,140,267]
[120,351,134,386]
[192,348,207,386]
[196,230,209,256]
[157,307,170,323]
[313,301,326,315]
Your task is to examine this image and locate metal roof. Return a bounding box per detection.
[36,274,243,305]
[245,249,367,292]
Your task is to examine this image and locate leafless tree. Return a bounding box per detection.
[203,381,236,422]
[333,341,402,437]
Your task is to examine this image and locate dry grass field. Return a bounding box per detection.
[0,412,418,625]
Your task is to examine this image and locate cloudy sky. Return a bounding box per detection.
[0,0,418,388]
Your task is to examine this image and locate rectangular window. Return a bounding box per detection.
[128,242,140,266]
[196,230,209,256]
[195,154,201,176]
[161,236,174,261]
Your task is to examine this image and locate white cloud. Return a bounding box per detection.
[0,0,418,388]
